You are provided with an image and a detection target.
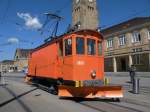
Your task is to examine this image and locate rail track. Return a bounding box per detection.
[79,101,143,112]
[4,75,150,112]
[76,97,150,112]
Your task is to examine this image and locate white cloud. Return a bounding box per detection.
[17,13,42,29]
[8,37,19,44]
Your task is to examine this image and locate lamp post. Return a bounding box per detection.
[0,50,3,77]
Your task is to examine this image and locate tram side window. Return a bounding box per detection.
[65,38,72,56]
[76,37,84,54]
[98,41,102,56]
[58,41,63,56]
[87,39,96,55]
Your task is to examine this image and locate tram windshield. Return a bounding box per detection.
[87,39,96,55]
[76,37,85,55]
[65,37,99,56]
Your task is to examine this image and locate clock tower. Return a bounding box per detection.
[72,0,99,30]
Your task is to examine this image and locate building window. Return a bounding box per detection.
[75,7,80,12]
[148,29,150,40]
[76,37,84,54]
[88,6,94,11]
[132,31,141,43]
[65,38,72,56]
[133,54,141,65]
[15,56,19,61]
[132,48,142,53]
[118,35,126,46]
[16,56,19,59]
[106,38,113,48]
[87,38,96,55]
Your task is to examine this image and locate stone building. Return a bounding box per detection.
[72,0,99,30]
[14,49,31,71]
[101,17,150,72]
[0,60,15,73]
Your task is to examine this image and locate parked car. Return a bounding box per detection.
[8,69,14,73]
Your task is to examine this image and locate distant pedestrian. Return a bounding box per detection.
[129,65,136,83]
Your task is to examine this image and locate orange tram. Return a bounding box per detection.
[26,29,123,99]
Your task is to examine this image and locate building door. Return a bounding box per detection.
[121,58,127,71]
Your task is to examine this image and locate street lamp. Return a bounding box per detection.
[0,50,4,74]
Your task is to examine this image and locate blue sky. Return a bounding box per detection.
[0,0,150,61]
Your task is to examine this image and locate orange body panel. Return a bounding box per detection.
[28,30,104,81]
[73,56,104,81]
[28,43,58,78]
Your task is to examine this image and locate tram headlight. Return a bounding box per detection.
[91,70,96,78]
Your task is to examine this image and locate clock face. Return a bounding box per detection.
[89,0,93,2]
[76,0,80,4]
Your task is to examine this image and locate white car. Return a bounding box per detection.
[8,69,14,73]
[24,68,28,74]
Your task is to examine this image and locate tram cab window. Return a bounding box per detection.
[98,41,102,56]
[65,38,72,56]
[87,39,96,55]
[58,41,63,56]
[76,37,84,54]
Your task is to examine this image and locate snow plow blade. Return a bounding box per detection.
[58,85,123,98]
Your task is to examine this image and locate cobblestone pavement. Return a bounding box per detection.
[0,72,150,112]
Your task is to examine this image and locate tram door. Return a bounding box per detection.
[57,40,64,77]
